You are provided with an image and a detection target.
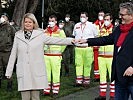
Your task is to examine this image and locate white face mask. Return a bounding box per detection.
[80,18,86,23]
[59,24,63,29]
[98,16,104,21]
[48,22,55,27]
[65,17,70,22]
[104,20,111,26]
[0,17,6,24]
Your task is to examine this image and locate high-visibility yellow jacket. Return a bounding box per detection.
[94,20,105,35]
[44,26,66,56]
[98,24,114,57]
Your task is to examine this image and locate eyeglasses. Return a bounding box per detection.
[119,13,129,17]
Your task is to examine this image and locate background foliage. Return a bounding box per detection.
[0,0,132,28]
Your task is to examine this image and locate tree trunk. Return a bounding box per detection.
[12,0,29,26]
[28,0,39,13]
[0,0,2,13]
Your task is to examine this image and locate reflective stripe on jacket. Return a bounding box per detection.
[98,25,114,56]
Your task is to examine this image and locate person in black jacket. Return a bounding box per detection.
[78,2,133,100]
[0,13,16,91]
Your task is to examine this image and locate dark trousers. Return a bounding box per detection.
[61,45,75,75]
[0,52,13,90]
[0,52,10,79]
[69,45,75,64]
[115,81,133,100]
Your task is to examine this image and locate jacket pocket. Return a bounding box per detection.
[16,63,24,78]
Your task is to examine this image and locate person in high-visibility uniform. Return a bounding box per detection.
[43,15,66,96]
[73,12,98,87]
[93,11,105,81]
[95,13,115,100]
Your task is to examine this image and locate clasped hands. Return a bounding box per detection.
[71,39,87,44]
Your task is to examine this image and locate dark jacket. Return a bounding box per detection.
[0,23,16,52]
[87,26,133,86]
[64,21,75,37]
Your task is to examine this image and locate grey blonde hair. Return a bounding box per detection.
[119,2,133,14]
[21,13,39,30]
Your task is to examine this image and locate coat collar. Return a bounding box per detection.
[16,29,43,43]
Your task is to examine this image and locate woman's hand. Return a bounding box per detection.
[71,39,80,44]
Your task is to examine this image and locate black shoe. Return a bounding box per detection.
[95,96,106,100]
[73,83,82,87]
[52,93,58,98]
[109,97,114,100]
[94,79,100,82]
[42,90,51,96]
[41,91,50,96]
[43,93,50,96]
[82,84,90,88]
